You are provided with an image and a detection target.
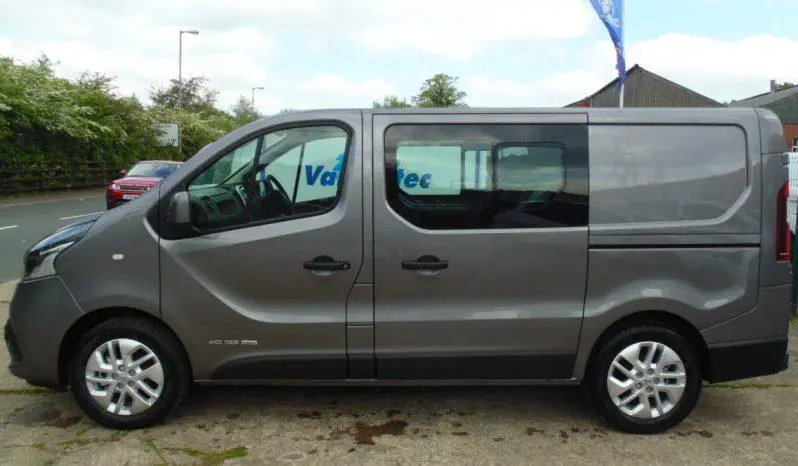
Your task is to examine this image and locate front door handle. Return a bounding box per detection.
[401,255,448,271]
[304,256,351,271]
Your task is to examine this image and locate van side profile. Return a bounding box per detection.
[6,107,792,434]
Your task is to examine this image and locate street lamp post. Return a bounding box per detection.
[177,29,198,159]
[251,86,264,106]
[178,29,199,109]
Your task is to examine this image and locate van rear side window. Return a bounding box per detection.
[589,125,748,225]
[384,124,588,230]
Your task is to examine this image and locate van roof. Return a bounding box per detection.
[276,107,763,116]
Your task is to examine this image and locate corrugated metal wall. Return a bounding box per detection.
[765,95,798,125]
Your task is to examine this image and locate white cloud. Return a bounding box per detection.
[293,74,395,97]
[589,34,798,102]
[2,0,797,113]
[463,69,607,107]
[354,0,593,60]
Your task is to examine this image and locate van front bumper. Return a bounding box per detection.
[6,276,83,388]
[706,337,789,383]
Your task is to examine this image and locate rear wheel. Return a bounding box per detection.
[69,317,190,429]
[586,325,701,434]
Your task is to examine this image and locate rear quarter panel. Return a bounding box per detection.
[575,108,766,379]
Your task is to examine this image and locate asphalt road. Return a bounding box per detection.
[0,191,106,283]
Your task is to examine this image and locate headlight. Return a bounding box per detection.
[24,220,95,279]
[110,184,120,191]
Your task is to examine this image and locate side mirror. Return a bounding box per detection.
[119,169,127,178]
[168,191,192,226]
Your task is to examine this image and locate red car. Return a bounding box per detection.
[106,160,183,209]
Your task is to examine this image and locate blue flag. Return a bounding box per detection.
[590,0,626,88]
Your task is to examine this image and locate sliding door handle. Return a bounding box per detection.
[304,256,350,271]
[401,255,448,271]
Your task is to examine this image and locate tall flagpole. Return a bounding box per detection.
[619,0,625,108]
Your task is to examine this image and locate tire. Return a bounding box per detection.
[69,317,190,429]
[586,325,701,434]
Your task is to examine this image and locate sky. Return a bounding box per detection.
[0,0,796,114]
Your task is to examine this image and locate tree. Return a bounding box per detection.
[776,82,796,92]
[412,73,467,108]
[149,76,219,112]
[373,95,412,108]
[229,96,262,126]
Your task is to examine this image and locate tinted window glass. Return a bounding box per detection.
[589,125,746,225]
[384,124,587,230]
[185,125,349,233]
[127,162,180,178]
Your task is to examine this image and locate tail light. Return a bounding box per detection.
[776,180,791,262]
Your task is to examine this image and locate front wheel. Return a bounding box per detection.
[586,325,702,434]
[69,317,190,429]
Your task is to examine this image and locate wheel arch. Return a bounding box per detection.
[584,310,711,382]
[58,307,193,387]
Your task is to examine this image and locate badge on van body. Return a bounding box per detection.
[208,339,258,347]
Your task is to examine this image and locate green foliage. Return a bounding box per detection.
[0,57,471,195]
[0,55,259,194]
[775,82,796,92]
[374,74,468,109]
[373,95,412,108]
[412,73,467,108]
[230,95,263,126]
[149,76,219,112]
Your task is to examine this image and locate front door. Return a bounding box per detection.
[372,112,589,380]
[159,113,363,381]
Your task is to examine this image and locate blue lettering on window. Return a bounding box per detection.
[305,165,324,185]
[398,168,432,189]
[419,173,431,189]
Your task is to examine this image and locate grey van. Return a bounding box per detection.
[6,108,792,434]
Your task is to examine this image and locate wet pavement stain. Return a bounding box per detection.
[452,422,463,428]
[51,416,82,428]
[351,420,409,445]
[226,412,241,420]
[526,427,545,435]
[493,437,505,442]
[675,430,714,439]
[10,403,61,426]
[451,431,469,436]
[297,411,322,420]
[386,408,402,418]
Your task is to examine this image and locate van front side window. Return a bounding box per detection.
[186,125,349,232]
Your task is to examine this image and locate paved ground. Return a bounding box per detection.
[1,282,798,465]
[0,191,106,283]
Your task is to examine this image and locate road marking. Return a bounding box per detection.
[0,225,18,231]
[58,211,103,221]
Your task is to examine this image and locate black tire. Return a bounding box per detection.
[69,317,190,429]
[586,325,702,434]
